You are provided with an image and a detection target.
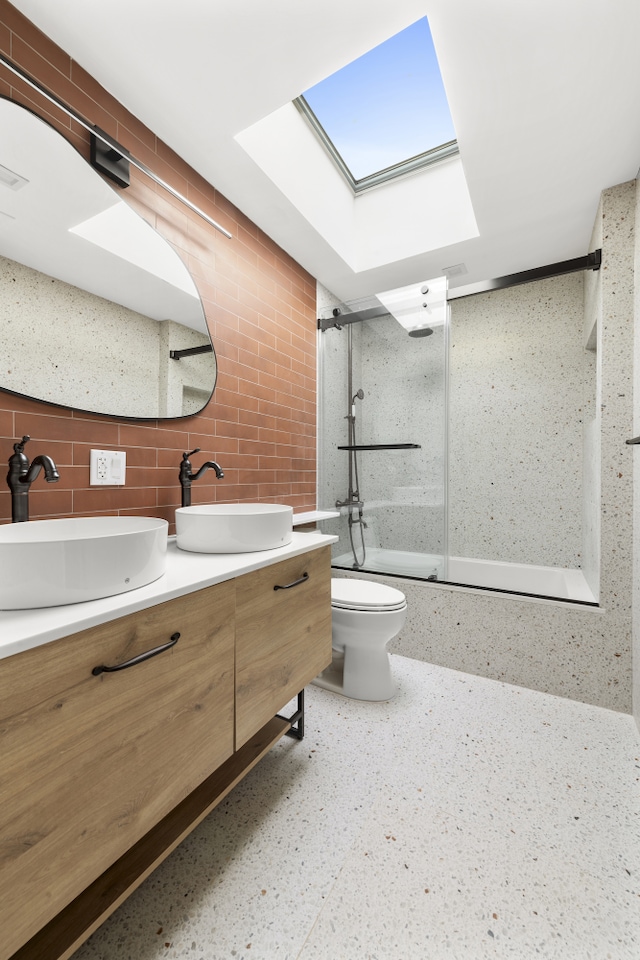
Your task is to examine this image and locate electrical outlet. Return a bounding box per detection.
[90,449,126,485]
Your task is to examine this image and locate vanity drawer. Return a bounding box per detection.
[235,545,332,747]
[0,581,235,960]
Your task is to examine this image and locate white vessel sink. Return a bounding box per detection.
[0,516,168,610]
[176,503,293,553]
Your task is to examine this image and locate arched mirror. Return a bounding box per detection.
[0,97,217,419]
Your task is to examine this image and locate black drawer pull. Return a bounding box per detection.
[273,572,309,591]
[92,632,180,676]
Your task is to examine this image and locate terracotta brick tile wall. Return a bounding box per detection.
[0,2,317,530]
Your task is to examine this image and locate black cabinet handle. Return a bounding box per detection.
[273,572,309,591]
[92,632,180,676]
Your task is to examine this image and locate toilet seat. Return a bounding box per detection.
[331,578,406,612]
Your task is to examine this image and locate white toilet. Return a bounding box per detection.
[313,578,407,701]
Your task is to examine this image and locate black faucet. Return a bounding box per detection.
[179,448,224,507]
[7,435,60,522]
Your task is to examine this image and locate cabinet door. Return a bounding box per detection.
[235,545,332,748]
[0,582,235,960]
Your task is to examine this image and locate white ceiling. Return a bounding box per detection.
[10,0,640,303]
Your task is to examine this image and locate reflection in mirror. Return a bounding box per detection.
[0,98,216,419]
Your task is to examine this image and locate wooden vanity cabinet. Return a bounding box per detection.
[0,581,236,960]
[0,544,332,960]
[235,546,332,747]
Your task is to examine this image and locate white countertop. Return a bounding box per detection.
[0,531,337,661]
[292,510,340,525]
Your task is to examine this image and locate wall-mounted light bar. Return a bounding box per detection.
[0,51,232,239]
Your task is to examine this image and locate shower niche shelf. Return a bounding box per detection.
[337,443,421,450]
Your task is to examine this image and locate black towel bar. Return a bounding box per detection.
[337,443,421,451]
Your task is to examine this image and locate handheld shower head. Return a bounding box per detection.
[350,388,365,419]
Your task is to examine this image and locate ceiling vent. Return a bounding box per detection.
[0,162,29,190]
[441,263,467,278]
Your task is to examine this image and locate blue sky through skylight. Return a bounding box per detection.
[302,18,455,181]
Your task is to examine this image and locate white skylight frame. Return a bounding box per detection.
[235,99,479,278]
[294,94,458,195]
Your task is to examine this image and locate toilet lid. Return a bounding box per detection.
[331,578,406,611]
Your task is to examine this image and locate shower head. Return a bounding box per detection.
[352,389,365,402]
[409,327,433,338]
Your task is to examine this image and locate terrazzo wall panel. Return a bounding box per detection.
[582,415,600,601]
[358,314,446,555]
[633,180,640,733]
[582,249,601,601]
[0,3,317,529]
[325,181,635,712]
[448,273,586,568]
[158,320,215,417]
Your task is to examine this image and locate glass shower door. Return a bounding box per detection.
[318,278,448,582]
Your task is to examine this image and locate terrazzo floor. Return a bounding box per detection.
[71,656,640,960]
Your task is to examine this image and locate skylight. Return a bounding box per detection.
[297,17,457,191]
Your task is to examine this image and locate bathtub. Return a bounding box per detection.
[446,556,597,603]
[332,547,598,605]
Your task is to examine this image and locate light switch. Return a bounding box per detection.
[90,449,126,485]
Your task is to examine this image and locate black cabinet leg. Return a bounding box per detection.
[277,689,304,740]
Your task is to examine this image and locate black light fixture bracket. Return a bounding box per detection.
[90,128,131,187]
